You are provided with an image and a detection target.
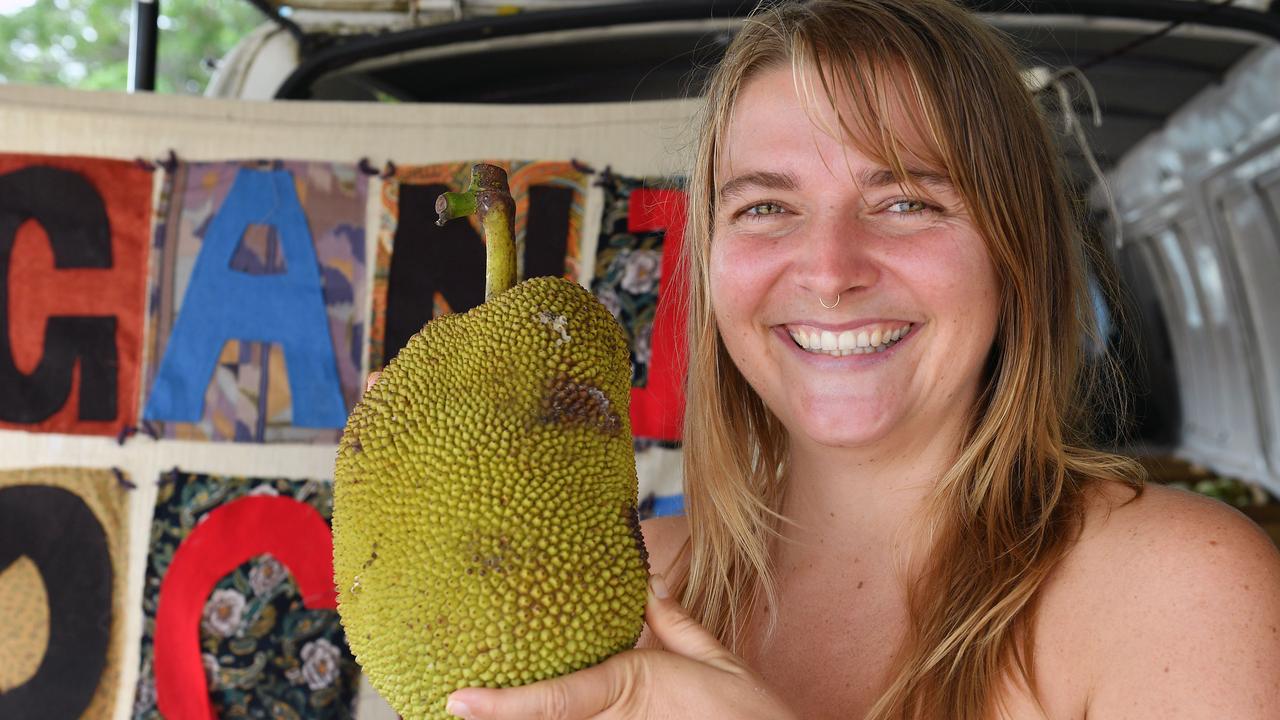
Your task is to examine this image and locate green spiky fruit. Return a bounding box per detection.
[332,275,649,719]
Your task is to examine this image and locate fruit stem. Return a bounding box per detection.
[435,164,517,300]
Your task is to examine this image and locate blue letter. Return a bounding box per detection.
[144,168,346,428]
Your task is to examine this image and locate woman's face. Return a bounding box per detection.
[709,66,1001,451]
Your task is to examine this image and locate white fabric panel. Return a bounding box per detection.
[0,84,699,719]
[205,24,301,101]
[0,84,700,174]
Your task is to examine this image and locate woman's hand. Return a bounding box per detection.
[444,575,797,720]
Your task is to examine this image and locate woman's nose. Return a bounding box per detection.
[795,212,881,300]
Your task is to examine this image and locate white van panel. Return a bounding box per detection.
[1143,224,1222,460]
[1203,144,1280,483]
[1107,43,1280,492]
[1129,239,1197,436]
[206,24,302,101]
[1175,210,1269,480]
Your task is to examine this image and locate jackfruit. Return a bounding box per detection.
[332,164,649,719]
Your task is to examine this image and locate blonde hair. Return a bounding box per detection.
[674,1,1143,717]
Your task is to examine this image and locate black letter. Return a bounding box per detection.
[0,166,117,423]
[0,485,112,718]
[381,182,574,363]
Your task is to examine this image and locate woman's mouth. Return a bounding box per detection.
[785,322,914,357]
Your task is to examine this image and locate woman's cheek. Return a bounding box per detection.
[712,233,777,294]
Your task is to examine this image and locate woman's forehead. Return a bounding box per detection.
[716,63,946,184]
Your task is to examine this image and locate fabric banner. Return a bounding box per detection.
[0,467,130,719]
[590,172,689,446]
[132,469,358,720]
[0,154,151,436]
[368,160,588,368]
[141,161,368,443]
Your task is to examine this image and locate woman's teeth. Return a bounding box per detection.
[787,323,912,356]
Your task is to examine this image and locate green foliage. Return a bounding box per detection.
[1170,476,1266,508]
[0,0,264,94]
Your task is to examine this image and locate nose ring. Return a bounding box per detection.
[819,293,841,310]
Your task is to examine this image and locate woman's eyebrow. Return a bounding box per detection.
[716,167,952,204]
[860,167,953,191]
[716,170,799,204]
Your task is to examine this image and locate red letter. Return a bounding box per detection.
[627,189,687,442]
[153,496,336,720]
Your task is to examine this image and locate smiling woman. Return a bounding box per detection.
[442,1,1280,719]
[709,65,1001,454]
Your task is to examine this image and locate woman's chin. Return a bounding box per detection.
[791,412,897,451]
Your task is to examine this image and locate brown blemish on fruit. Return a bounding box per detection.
[624,502,650,570]
[540,374,621,436]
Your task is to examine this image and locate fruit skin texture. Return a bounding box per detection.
[333,276,649,720]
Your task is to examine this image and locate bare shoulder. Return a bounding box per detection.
[1046,481,1280,718]
[635,514,690,651]
[639,513,690,579]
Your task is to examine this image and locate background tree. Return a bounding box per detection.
[0,0,264,94]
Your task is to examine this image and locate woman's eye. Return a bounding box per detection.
[741,202,787,218]
[887,199,934,214]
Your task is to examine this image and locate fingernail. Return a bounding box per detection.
[649,573,669,599]
[446,697,472,719]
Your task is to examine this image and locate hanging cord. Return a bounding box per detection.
[1075,0,1238,75]
[1034,0,1243,250]
[1041,67,1124,250]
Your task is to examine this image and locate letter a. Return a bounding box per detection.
[144,168,346,428]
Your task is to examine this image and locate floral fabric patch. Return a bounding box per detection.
[132,470,357,719]
[590,172,684,388]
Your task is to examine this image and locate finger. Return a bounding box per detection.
[644,574,738,671]
[364,371,381,393]
[446,659,624,720]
